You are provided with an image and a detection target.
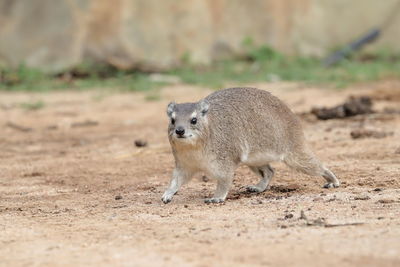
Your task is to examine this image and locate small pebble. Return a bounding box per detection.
[134,139,148,147]
[115,195,123,200]
[377,199,395,204]
[284,213,294,219]
[354,195,370,200]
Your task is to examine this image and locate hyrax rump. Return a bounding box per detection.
[162,87,339,204]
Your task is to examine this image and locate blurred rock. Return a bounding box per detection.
[1,0,400,72]
[0,0,88,72]
[312,96,373,120]
[134,139,148,147]
[350,129,393,139]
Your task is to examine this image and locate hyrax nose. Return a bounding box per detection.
[175,127,185,136]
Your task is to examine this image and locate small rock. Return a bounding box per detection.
[311,96,373,120]
[377,199,395,204]
[284,213,294,220]
[354,195,370,200]
[134,139,148,147]
[373,188,383,192]
[115,195,123,200]
[377,217,384,220]
[23,172,44,177]
[184,204,189,208]
[350,129,393,139]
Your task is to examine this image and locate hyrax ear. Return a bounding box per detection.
[166,102,176,117]
[199,100,209,116]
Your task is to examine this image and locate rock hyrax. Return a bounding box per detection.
[162,87,340,204]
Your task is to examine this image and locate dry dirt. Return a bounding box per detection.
[1,81,400,267]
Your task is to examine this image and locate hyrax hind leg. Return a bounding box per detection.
[247,164,274,193]
[284,150,340,188]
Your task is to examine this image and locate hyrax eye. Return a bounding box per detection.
[171,118,175,125]
[190,118,197,125]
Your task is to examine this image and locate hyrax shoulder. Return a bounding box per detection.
[162,87,339,204]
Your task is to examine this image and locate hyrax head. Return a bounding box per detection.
[166,100,209,144]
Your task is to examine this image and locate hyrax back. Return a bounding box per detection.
[162,87,339,204]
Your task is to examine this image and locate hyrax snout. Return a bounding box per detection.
[162,87,340,204]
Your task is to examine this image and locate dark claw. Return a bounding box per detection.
[323,183,339,189]
[162,198,171,204]
[204,198,224,204]
[246,186,259,193]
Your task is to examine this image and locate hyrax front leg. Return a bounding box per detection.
[162,168,192,204]
[204,173,234,204]
[247,164,274,193]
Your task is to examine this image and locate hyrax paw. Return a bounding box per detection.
[204,198,224,204]
[323,182,340,189]
[161,193,173,204]
[246,186,265,193]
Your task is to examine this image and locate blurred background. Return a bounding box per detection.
[1,0,400,90]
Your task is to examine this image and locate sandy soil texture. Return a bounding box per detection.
[1,82,400,266]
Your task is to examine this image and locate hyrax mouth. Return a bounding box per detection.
[174,134,194,140]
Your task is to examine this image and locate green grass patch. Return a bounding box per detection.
[1,46,400,92]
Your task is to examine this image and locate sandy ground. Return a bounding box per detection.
[0,81,400,267]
